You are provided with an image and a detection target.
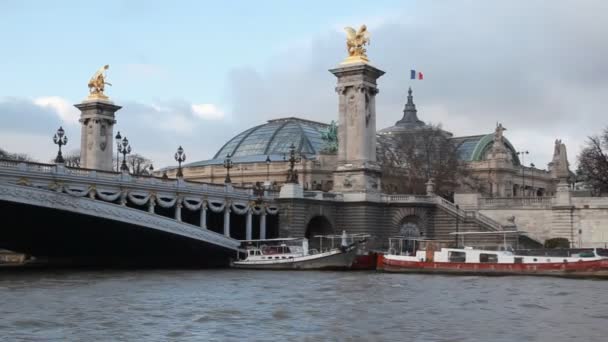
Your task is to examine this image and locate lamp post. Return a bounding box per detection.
[52,126,68,163]
[517,150,529,196]
[118,136,131,172]
[115,131,122,171]
[223,153,233,184]
[455,204,460,247]
[265,155,271,183]
[530,162,535,196]
[174,146,186,178]
[286,143,301,184]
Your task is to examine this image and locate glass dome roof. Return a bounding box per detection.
[186,117,329,167]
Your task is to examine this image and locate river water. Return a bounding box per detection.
[1,269,607,341]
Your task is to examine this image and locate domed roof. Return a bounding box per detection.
[186,117,329,167]
[452,134,521,164]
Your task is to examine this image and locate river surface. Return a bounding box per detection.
[1,269,607,341]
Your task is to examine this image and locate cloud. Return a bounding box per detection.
[0,96,231,166]
[33,96,80,125]
[223,1,608,169]
[191,104,225,120]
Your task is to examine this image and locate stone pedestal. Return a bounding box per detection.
[330,62,384,194]
[75,98,121,171]
[554,180,572,206]
[279,183,303,199]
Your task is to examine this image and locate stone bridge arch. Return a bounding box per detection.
[0,183,239,264]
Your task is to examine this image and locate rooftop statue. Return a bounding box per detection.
[494,123,506,144]
[87,64,112,99]
[342,25,370,64]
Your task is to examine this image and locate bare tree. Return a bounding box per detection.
[377,124,473,199]
[63,150,81,168]
[0,147,35,162]
[127,154,154,176]
[577,128,608,195]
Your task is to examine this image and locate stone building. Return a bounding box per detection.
[165,88,561,199]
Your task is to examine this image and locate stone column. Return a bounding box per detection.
[200,201,207,229]
[246,209,253,241]
[175,198,182,222]
[260,212,267,240]
[148,196,155,214]
[330,63,384,196]
[74,99,121,171]
[223,206,231,237]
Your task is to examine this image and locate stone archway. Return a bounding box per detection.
[399,215,422,238]
[391,207,429,237]
[305,215,334,252]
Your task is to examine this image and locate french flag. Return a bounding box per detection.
[410,69,424,80]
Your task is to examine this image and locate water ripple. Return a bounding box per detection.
[1,269,607,341]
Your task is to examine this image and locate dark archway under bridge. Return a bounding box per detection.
[0,200,236,268]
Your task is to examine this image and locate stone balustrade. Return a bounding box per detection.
[480,196,554,208]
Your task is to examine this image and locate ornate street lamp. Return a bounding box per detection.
[265,155,271,180]
[253,181,265,204]
[118,136,131,172]
[115,131,122,171]
[517,150,529,196]
[174,146,186,178]
[223,153,233,183]
[286,143,301,184]
[455,204,460,247]
[530,163,535,196]
[53,126,68,163]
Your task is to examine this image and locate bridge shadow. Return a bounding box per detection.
[0,200,235,268]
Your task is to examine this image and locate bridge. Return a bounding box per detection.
[0,159,279,267]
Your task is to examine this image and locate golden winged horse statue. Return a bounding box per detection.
[343,25,370,63]
[87,64,112,99]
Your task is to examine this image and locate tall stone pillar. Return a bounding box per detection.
[330,62,384,196]
[75,98,121,171]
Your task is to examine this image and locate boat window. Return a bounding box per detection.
[563,259,568,263]
[275,257,279,259]
[480,253,498,263]
[448,251,466,262]
[514,257,523,264]
[533,258,538,262]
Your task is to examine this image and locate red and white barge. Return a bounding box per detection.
[377,234,608,278]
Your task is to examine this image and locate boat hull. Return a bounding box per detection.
[378,254,608,278]
[231,247,358,270]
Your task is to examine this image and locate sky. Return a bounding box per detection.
[1,0,607,169]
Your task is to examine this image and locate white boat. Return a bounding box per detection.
[230,231,364,270]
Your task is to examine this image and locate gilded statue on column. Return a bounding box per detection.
[87,64,112,100]
[342,25,370,64]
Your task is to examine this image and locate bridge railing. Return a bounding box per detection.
[0,159,277,202]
